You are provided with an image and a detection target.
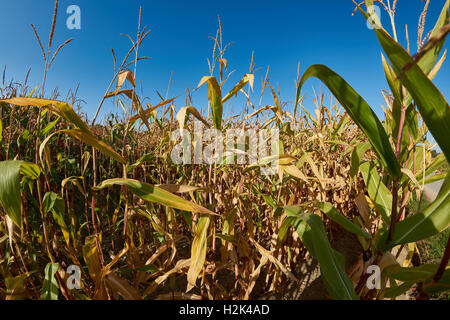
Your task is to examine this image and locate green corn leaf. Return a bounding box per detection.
[357,1,450,163]
[285,206,359,300]
[277,216,298,244]
[381,53,402,102]
[0,160,39,228]
[424,173,447,185]
[415,153,446,183]
[364,0,449,75]
[19,162,41,180]
[41,118,60,137]
[290,218,316,257]
[360,161,393,224]
[297,65,401,178]
[350,142,371,178]
[423,268,450,296]
[43,192,70,246]
[416,0,450,75]
[390,264,439,282]
[378,172,450,251]
[41,262,59,300]
[383,281,414,299]
[316,202,370,239]
[0,161,23,228]
[197,76,223,130]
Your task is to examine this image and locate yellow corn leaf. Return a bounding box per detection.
[403,243,416,267]
[129,97,178,122]
[95,178,217,215]
[116,70,135,91]
[222,73,254,103]
[82,235,101,282]
[62,129,126,164]
[187,215,211,292]
[155,184,203,193]
[176,106,211,130]
[104,89,134,99]
[1,97,90,134]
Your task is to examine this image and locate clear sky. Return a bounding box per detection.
[0,0,449,123]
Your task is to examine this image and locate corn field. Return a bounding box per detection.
[0,0,449,300]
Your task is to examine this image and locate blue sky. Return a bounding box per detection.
[0,0,449,123]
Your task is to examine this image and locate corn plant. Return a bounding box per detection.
[286,0,450,299]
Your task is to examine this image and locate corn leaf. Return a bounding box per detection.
[129,97,177,122]
[285,206,359,300]
[62,129,126,164]
[187,215,210,291]
[316,202,370,239]
[116,69,135,91]
[384,281,414,299]
[222,74,254,103]
[378,172,450,251]
[277,216,298,244]
[176,106,211,130]
[83,235,102,281]
[298,65,401,177]
[0,161,23,228]
[0,98,90,134]
[95,178,216,215]
[358,1,450,163]
[390,264,439,282]
[41,263,59,300]
[423,269,450,295]
[350,142,371,178]
[360,161,392,224]
[43,192,70,246]
[197,76,223,130]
